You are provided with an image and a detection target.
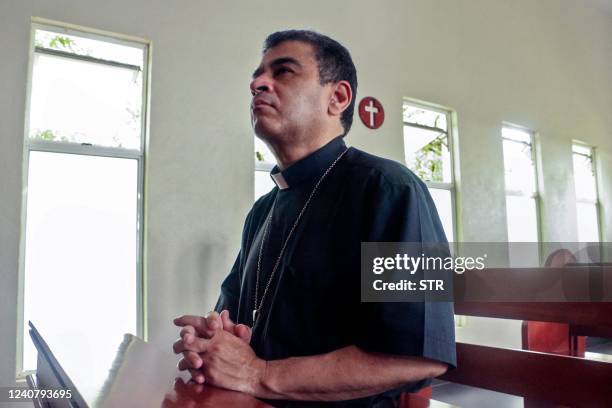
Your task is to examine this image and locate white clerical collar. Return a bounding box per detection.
[269,137,347,191]
[270,171,289,190]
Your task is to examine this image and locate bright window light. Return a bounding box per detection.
[502,126,539,266]
[29,53,142,149]
[23,152,139,372]
[576,202,599,242]
[506,195,539,242]
[403,102,455,241]
[428,188,454,240]
[20,25,147,376]
[572,144,600,242]
[29,30,144,149]
[502,136,537,195]
[254,137,276,201]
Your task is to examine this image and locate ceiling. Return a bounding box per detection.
[585,0,612,16]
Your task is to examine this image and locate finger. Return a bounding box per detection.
[174,313,218,338]
[180,325,196,338]
[184,350,203,368]
[219,310,236,332]
[173,329,203,354]
[189,369,205,384]
[182,333,210,353]
[177,353,203,371]
[204,311,221,335]
[177,357,190,371]
[174,315,208,334]
[195,312,220,339]
[173,338,187,354]
[234,324,252,343]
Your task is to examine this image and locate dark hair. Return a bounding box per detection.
[263,30,358,136]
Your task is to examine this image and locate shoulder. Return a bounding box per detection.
[253,188,276,211]
[341,146,427,191]
[241,188,276,235]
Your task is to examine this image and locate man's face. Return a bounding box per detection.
[250,41,330,142]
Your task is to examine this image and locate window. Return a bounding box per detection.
[254,137,276,201]
[18,24,148,376]
[572,144,600,242]
[403,101,456,241]
[501,126,541,266]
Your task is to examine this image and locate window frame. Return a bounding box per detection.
[16,19,150,380]
[572,141,602,243]
[502,124,542,244]
[402,98,459,242]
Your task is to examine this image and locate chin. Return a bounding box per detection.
[253,120,283,143]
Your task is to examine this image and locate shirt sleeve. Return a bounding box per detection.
[357,170,457,369]
[214,253,242,321]
[214,206,256,322]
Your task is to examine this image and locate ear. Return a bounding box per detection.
[328,80,352,117]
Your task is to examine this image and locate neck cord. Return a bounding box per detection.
[252,147,349,325]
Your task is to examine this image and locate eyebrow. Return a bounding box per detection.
[252,57,302,78]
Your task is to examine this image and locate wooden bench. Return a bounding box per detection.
[404,264,612,407]
[446,301,612,407]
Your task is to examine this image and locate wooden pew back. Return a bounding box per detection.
[438,265,612,407]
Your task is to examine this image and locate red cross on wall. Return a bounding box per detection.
[358,97,384,129]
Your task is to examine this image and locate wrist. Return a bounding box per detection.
[250,357,273,398]
[253,358,286,400]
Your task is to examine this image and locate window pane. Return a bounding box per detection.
[502,127,531,143]
[573,150,597,201]
[506,195,539,242]
[254,137,276,201]
[22,151,138,371]
[429,188,454,242]
[502,138,536,195]
[403,104,447,130]
[255,171,276,201]
[254,137,276,168]
[506,195,539,266]
[35,29,143,67]
[403,126,451,183]
[29,52,143,149]
[572,144,591,156]
[576,202,599,242]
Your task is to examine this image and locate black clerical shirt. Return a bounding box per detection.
[216,137,456,407]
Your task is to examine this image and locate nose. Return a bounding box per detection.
[250,73,272,96]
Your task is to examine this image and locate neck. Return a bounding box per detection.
[274,142,328,170]
[268,131,341,170]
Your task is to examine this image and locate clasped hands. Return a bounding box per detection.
[173,310,266,395]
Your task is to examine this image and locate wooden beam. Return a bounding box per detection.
[455,302,612,327]
[440,343,612,407]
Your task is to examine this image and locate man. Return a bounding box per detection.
[173,30,456,407]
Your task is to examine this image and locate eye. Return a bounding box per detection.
[274,67,292,77]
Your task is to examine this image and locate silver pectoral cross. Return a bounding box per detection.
[252,308,258,323]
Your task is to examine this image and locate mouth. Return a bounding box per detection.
[251,97,276,112]
[252,103,274,111]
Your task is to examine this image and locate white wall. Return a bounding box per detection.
[1,0,611,390]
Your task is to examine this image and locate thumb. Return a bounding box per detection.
[204,311,222,329]
[219,309,236,332]
[234,324,252,343]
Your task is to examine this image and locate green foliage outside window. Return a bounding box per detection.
[32,129,71,142]
[35,33,91,56]
[414,135,446,182]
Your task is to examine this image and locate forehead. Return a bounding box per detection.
[260,40,317,67]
